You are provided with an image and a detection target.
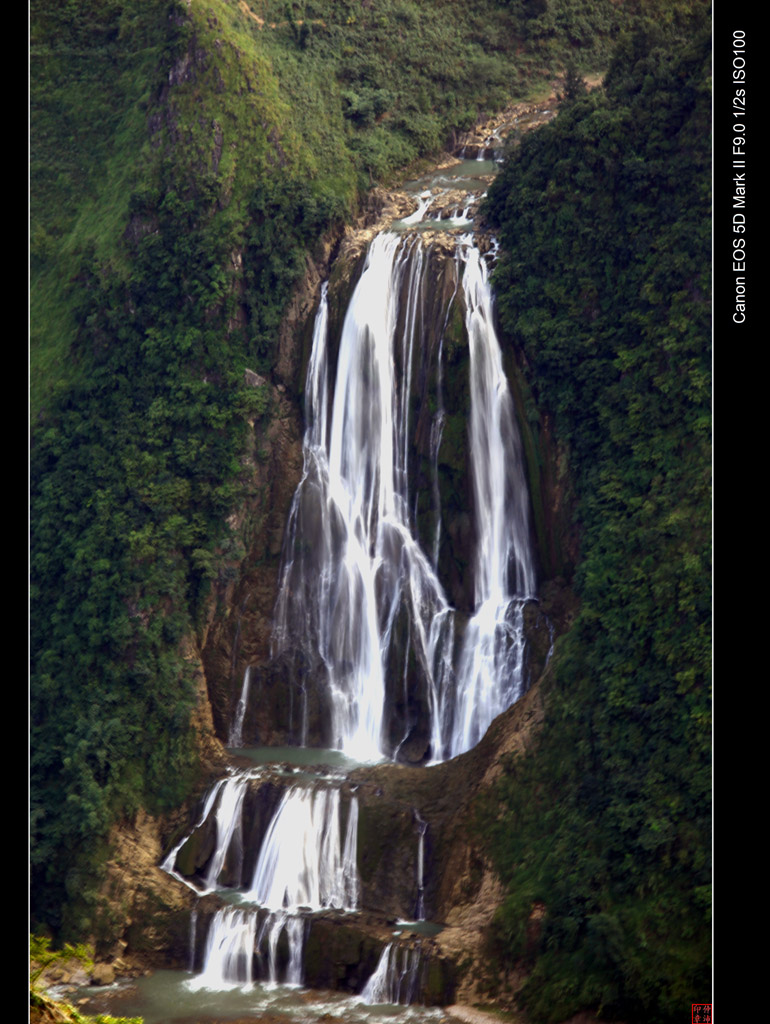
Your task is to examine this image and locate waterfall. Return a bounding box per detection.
[273,233,455,762]
[361,943,422,1005]
[271,281,332,749]
[188,904,198,974]
[200,775,248,893]
[414,810,427,921]
[399,192,434,225]
[165,774,360,989]
[444,241,536,759]
[161,776,227,883]
[189,906,258,990]
[257,911,306,987]
[228,666,251,748]
[162,773,249,896]
[272,230,536,764]
[247,786,359,911]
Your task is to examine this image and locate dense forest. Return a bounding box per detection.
[30,0,711,1021]
[480,21,711,1022]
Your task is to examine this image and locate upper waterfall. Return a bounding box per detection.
[271,228,536,763]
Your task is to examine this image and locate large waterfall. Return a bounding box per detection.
[447,244,536,757]
[154,163,541,1020]
[272,229,535,763]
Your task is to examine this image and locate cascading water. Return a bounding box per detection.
[272,233,456,762]
[149,146,545,1024]
[247,785,359,912]
[228,666,251,748]
[361,943,422,1006]
[444,241,536,759]
[272,228,536,764]
[164,774,360,989]
[189,907,258,990]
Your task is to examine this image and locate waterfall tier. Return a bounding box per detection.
[163,772,360,989]
[270,231,536,764]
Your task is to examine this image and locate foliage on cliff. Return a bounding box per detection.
[480,16,711,1024]
[30,935,142,1024]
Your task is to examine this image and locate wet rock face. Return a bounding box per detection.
[241,652,332,748]
[200,381,305,742]
[356,796,423,919]
[522,598,552,689]
[304,917,455,1005]
[303,917,384,993]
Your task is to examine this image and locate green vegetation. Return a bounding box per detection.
[31,10,709,1021]
[30,933,95,988]
[30,935,142,1023]
[479,13,711,1023]
[30,0,350,939]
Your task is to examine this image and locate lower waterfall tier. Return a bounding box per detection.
[163,766,432,926]
[185,902,452,1005]
[161,764,455,999]
[154,687,552,1008]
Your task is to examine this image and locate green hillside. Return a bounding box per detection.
[480,17,711,1023]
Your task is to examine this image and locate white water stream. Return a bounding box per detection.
[273,233,457,762]
[273,225,535,764]
[445,242,536,757]
[164,772,360,989]
[360,943,422,1006]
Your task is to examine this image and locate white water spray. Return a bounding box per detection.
[445,241,536,758]
[361,943,422,1005]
